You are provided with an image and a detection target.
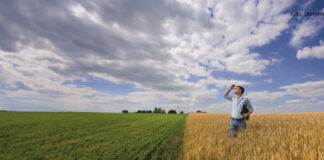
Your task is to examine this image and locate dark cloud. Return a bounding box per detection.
[36,89,64,97]
[1,0,285,94]
[0,0,199,92]
[0,65,5,83]
[2,0,214,93]
[0,0,184,60]
[48,58,191,91]
[7,81,33,91]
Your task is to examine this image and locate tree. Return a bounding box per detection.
[153,107,166,114]
[180,111,184,114]
[196,110,202,113]
[136,110,153,113]
[168,110,177,114]
[122,110,128,113]
[153,107,162,113]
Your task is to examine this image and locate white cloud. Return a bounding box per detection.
[280,80,324,97]
[301,0,315,9]
[206,101,231,113]
[167,0,293,76]
[270,58,283,65]
[198,76,251,88]
[224,52,270,75]
[297,40,324,59]
[279,98,324,112]
[244,80,324,108]
[303,73,315,78]
[290,17,324,47]
[210,80,324,113]
[264,79,273,83]
[285,98,317,104]
[246,90,287,103]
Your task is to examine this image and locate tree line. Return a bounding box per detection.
[122,107,184,114]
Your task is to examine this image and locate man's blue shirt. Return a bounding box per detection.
[224,94,254,119]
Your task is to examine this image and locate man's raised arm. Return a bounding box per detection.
[223,84,235,101]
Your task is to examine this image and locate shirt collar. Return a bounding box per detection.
[235,95,245,103]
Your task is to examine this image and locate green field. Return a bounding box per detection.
[0,112,187,160]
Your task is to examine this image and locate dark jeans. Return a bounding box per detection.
[230,119,246,138]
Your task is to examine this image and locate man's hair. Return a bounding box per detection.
[237,86,245,94]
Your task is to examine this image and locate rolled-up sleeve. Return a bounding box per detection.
[224,95,233,101]
[245,98,254,113]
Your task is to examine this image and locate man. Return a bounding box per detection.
[223,84,254,138]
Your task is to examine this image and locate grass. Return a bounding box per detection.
[0,112,187,160]
[182,112,324,160]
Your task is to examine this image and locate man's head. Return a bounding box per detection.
[234,86,244,95]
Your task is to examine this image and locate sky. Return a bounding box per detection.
[0,0,324,113]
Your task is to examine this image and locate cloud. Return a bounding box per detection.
[197,76,251,88]
[279,98,324,112]
[6,81,33,91]
[0,46,250,112]
[223,52,270,75]
[263,79,273,83]
[209,79,324,113]
[243,80,324,109]
[206,101,232,113]
[270,58,283,65]
[290,15,324,48]
[297,40,324,59]
[0,0,296,112]
[300,0,315,9]
[208,0,293,75]
[303,73,315,78]
[246,80,324,103]
[280,80,324,97]
[285,98,317,104]
[0,0,294,78]
[246,90,287,103]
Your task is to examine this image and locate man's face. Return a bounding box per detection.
[234,87,241,95]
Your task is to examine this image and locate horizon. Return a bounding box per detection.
[1,109,323,114]
[1,0,324,113]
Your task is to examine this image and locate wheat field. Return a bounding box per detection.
[182,113,324,160]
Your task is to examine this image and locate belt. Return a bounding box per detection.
[231,117,245,121]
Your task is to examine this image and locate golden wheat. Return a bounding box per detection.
[182,113,324,160]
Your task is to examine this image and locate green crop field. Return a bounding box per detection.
[0,112,187,160]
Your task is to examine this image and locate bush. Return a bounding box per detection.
[168,110,177,114]
[122,110,128,113]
